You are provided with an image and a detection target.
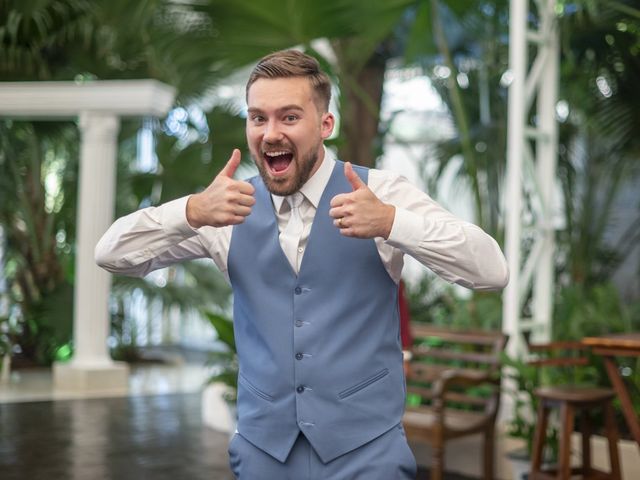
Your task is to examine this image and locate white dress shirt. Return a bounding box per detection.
[95,148,508,290]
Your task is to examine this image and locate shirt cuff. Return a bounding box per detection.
[385,207,424,252]
[160,195,200,238]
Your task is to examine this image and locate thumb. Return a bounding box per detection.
[344,162,365,191]
[219,149,241,178]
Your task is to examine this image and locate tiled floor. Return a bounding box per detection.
[0,365,476,480]
[0,393,233,480]
[0,363,210,403]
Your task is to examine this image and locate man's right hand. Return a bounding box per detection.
[186,149,256,228]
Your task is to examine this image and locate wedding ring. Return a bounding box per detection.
[338,217,343,228]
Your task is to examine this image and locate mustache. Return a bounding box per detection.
[261,142,294,152]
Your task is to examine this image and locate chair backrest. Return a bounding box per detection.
[526,341,595,386]
[406,324,507,412]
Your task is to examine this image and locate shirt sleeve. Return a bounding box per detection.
[94,195,232,279]
[369,169,509,291]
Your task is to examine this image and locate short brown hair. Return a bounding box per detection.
[246,49,332,112]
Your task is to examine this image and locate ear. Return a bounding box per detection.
[320,112,335,140]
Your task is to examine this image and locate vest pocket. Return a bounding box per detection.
[338,368,389,399]
[239,373,274,402]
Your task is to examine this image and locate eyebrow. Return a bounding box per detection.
[247,105,304,115]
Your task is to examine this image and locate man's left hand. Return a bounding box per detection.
[329,162,395,239]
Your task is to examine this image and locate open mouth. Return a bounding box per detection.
[263,150,294,174]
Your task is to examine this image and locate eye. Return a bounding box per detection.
[284,114,299,122]
[250,114,265,124]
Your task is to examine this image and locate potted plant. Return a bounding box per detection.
[201,310,238,434]
[0,314,19,383]
[501,353,560,480]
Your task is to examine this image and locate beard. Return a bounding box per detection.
[254,143,320,196]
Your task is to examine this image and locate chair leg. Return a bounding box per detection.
[431,445,444,480]
[558,402,575,480]
[482,427,495,480]
[580,409,592,477]
[603,401,621,480]
[531,401,550,473]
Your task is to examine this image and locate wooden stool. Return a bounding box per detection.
[529,386,621,480]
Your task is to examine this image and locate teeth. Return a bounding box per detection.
[265,151,290,157]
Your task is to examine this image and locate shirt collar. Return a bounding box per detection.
[271,146,336,212]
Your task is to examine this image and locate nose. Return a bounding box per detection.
[263,119,283,143]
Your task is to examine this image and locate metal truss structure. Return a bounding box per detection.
[503,0,561,357]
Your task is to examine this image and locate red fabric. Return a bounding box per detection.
[398,281,413,349]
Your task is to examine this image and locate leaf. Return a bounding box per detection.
[203,310,235,350]
[404,2,437,62]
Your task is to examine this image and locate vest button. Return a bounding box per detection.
[295,352,303,360]
[295,320,303,327]
[296,385,305,393]
[294,287,302,295]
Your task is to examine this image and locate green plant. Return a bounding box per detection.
[0,311,22,380]
[0,314,18,357]
[501,352,561,460]
[0,0,243,366]
[552,282,640,429]
[406,276,503,331]
[0,120,78,366]
[203,310,237,404]
[553,282,639,339]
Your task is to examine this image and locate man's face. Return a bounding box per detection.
[246,77,334,196]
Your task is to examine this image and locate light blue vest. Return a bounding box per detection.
[227,161,405,463]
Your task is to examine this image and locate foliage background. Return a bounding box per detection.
[0,0,639,434]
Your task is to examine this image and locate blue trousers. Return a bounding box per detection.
[228,423,416,479]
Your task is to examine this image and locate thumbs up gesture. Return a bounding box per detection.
[186,149,256,228]
[329,162,395,239]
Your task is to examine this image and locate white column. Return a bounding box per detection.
[53,111,129,392]
[499,0,528,423]
[503,0,527,358]
[533,3,559,343]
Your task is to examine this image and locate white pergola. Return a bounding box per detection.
[503,0,560,356]
[0,80,175,392]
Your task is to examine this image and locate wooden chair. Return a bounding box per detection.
[402,324,507,480]
[527,341,621,480]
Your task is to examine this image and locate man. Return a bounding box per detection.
[95,49,508,479]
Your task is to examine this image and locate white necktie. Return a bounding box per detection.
[280,192,304,272]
